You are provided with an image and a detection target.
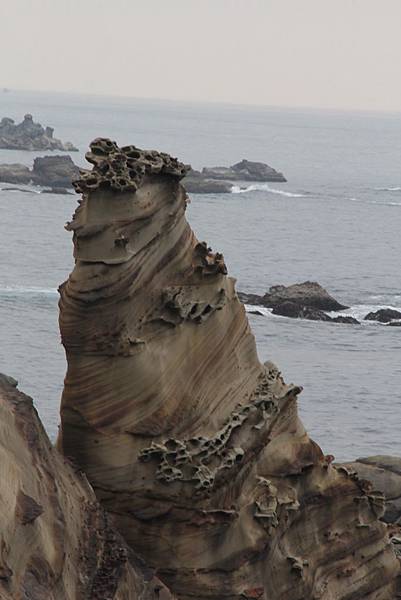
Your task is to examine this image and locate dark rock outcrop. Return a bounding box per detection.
[0,373,174,600]
[182,159,286,194]
[0,163,31,184]
[239,282,348,312]
[0,155,79,189]
[0,114,78,151]
[57,138,400,599]
[271,301,359,324]
[32,155,79,187]
[263,282,348,311]
[239,282,356,324]
[182,170,233,194]
[203,159,286,182]
[364,308,401,323]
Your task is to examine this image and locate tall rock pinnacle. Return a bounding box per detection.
[58,138,400,599]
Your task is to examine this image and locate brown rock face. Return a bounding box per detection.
[0,374,174,600]
[58,139,401,599]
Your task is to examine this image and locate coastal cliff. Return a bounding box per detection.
[0,374,174,600]
[57,138,401,599]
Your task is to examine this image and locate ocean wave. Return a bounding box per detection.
[0,285,58,297]
[375,187,401,192]
[328,304,401,322]
[0,186,41,194]
[348,197,401,207]
[231,184,306,197]
[245,302,401,324]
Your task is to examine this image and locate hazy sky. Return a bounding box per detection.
[1,0,401,111]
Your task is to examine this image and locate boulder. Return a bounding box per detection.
[0,114,78,151]
[364,308,401,323]
[32,155,79,188]
[341,456,401,525]
[263,281,348,311]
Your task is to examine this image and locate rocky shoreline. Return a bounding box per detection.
[239,281,401,326]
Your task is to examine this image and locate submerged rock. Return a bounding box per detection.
[0,374,172,599]
[0,114,78,151]
[364,308,401,323]
[57,138,400,599]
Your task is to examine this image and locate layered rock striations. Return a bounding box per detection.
[0,374,174,600]
[58,138,400,599]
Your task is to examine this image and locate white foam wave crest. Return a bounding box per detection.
[375,187,401,192]
[0,187,41,194]
[0,285,58,297]
[348,197,401,207]
[231,184,306,197]
[244,304,273,317]
[328,304,401,322]
[245,302,401,324]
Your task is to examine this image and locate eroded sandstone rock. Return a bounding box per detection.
[58,139,401,599]
[0,374,174,600]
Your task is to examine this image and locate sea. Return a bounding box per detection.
[0,90,400,461]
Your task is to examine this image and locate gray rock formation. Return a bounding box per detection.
[0,155,79,189]
[32,155,79,187]
[203,159,286,182]
[271,301,359,324]
[182,159,286,194]
[0,114,78,151]
[364,308,401,323]
[0,163,31,184]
